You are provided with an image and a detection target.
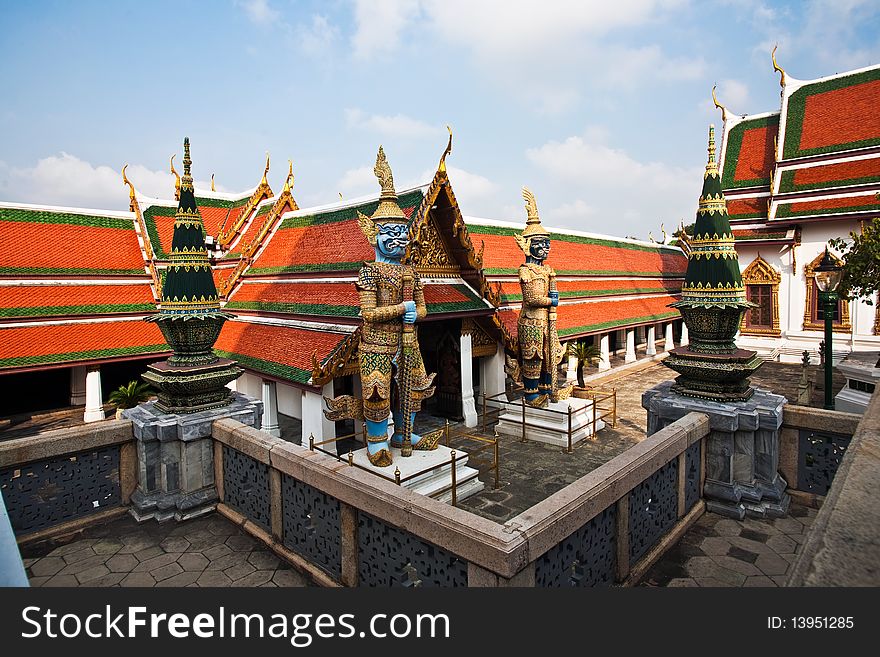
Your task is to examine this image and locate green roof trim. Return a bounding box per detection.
[246,262,364,275]
[720,114,779,190]
[0,343,169,370]
[214,350,313,385]
[500,287,677,302]
[142,205,176,259]
[0,208,135,231]
[468,224,682,254]
[225,300,361,317]
[194,195,253,210]
[557,311,680,338]
[278,189,425,230]
[485,267,684,277]
[0,266,146,276]
[0,303,156,319]
[784,67,880,159]
[733,232,788,241]
[775,197,880,219]
[778,166,880,193]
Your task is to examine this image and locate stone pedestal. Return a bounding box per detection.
[124,392,263,522]
[642,380,789,519]
[834,352,880,414]
[351,444,484,504]
[495,396,605,448]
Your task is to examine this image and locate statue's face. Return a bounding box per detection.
[375,222,409,260]
[529,236,550,262]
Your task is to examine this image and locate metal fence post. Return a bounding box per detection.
[450,450,457,507]
[521,397,527,443]
[567,405,573,453]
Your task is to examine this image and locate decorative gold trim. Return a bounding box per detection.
[122,164,162,298]
[462,318,498,357]
[170,155,181,201]
[211,173,216,192]
[803,250,851,332]
[711,84,728,122]
[874,294,880,336]
[740,254,781,336]
[311,329,362,386]
[772,43,786,88]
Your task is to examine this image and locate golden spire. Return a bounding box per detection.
[283,160,294,194]
[261,151,270,187]
[170,154,181,200]
[211,173,216,192]
[711,84,728,122]
[515,186,550,253]
[122,164,136,212]
[438,125,453,173]
[181,137,193,191]
[369,145,406,223]
[705,124,719,175]
[772,43,786,88]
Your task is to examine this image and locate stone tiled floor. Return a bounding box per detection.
[21,513,310,587]
[639,503,818,587]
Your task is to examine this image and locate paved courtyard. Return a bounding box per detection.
[21,513,310,588]
[640,503,818,586]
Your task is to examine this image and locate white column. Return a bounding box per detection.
[665,322,675,352]
[460,331,478,427]
[646,326,657,356]
[479,345,506,398]
[599,333,611,371]
[83,366,104,423]
[301,381,336,448]
[566,343,578,383]
[625,329,637,363]
[70,365,87,406]
[680,321,689,346]
[261,379,280,438]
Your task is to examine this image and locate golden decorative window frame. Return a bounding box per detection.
[740,255,781,336]
[803,250,851,333]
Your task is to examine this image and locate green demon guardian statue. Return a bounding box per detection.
[323,147,439,467]
[505,188,572,408]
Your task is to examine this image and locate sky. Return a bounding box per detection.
[0,0,878,240]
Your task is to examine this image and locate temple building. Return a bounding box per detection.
[716,57,880,363]
[0,144,686,439]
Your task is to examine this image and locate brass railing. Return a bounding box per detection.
[308,422,499,507]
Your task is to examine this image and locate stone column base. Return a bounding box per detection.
[643,380,790,520]
[124,392,263,522]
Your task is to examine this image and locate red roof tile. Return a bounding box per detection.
[726,197,768,220]
[779,156,880,193]
[495,278,681,303]
[733,124,777,184]
[0,284,155,319]
[775,192,880,219]
[799,79,880,152]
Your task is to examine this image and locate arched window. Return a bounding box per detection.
[803,251,851,333]
[741,255,781,336]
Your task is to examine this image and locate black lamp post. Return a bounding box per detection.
[814,248,843,409]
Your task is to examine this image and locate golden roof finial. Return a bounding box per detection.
[772,43,786,88]
[261,151,270,187]
[367,146,406,224]
[122,164,136,211]
[374,145,396,199]
[183,137,192,178]
[438,125,453,173]
[283,160,294,194]
[338,192,343,201]
[170,154,181,200]
[711,84,728,122]
[515,187,550,253]
[706,124,718,174]
[211,173,216,192]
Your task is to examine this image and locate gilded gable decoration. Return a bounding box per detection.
[740,255,781,336]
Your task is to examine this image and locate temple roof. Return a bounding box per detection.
[732,226,797,245]
[719,113,779,191]
[0,282,155,320]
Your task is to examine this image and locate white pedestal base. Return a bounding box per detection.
[495,396,605,448]
[352,444,485,504]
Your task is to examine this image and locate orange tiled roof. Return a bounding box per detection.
[720,115,779,191]
[726,196,768,221]
[778,155,880,193]
[0,283,155,319]
[0,320,168,370]
[494,278,681,303]
[774,192,880,220]
[497,294,681,341]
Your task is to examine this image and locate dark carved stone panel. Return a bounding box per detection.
[629,458,678,564]
[357,513,467,587]
[222,445,270,531]
[281,474,341,579]
[0,447,121,533]
[535,506,616,587]
[798,429,852,496]
[685,441,701,512]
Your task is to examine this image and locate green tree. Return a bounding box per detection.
[568,341,601,388]
[109,380,154,412]
[828,217,880,306]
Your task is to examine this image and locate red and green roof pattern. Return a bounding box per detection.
[248,190,424,275]
[732,227,793,243]
[783,67,880,159]
[497,295,680,341]
[214,320,348,384]
[466,224,687,277]
[775,192,879,219]
[721,115,779,190]
[226,280,488,319]
[0,207,146,276]
[495,278,681,303]
[0,284,155,319]
[726,196,768,222]
[778,155,880,193]
[0,320,169,371]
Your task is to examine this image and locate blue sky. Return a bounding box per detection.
[1,0,878,239]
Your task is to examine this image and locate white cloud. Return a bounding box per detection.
[526,128,702,236]
[352,0,421,60]
[238,0,280,26]
[0,153,214,212]
[297,14,339,56]
[345,108,441,140]
[336,165,377,199]
[701,78,750,117]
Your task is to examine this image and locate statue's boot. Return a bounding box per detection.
[365,418,393,467]
[523,376,548,408]
[391,411,440,451]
